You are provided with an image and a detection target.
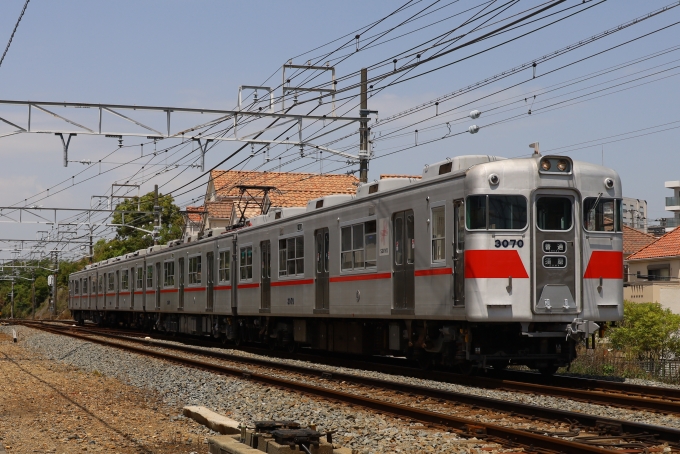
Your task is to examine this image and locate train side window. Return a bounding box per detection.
[489,196,527,229]
[240,247,253,280]
[466,196,486,229]
[146,265,153,289]
[394,217,403,266]
[98,275,103,292]
[136,267,143,289]
[164,260,175,287]
[583,198,621,232]
[219,250,231,282]
[341,221,376,271]
[121,269,129,290]
[537,197,572,231]
[279,237,304,276]
[108,273,115,291]
[466,195,527,230]
[406,214,414,265]
[75,280,79,295]
[189,255,202,284]
[431,205,445,262]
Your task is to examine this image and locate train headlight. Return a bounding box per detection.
[604,177,614,189]
[488,173,500,185]
[540,159,551,171]
[557,159,568,171]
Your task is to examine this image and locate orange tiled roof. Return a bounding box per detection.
[185,206,205,224]
[380,174,422,180]
[627,226,680,260]
[209,170,358,210]
[205,201,233,219]
[623,225,657,259]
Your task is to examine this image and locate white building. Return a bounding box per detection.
[663,181,680,231]
[622,197,647,231]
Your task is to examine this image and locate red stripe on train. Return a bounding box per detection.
[415,267,452,277]
[238,283,260,289]
[330,272,391,283]
[214,285,232,291]
[271,279,314,287]
[184,287,205,293]
[584,251,623,279]
[464,250,528,278]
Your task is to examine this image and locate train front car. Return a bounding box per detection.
[462,154,623,374]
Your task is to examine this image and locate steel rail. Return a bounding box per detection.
[17,321,679,453]
[24,320,680,413]
[24,320,680,412]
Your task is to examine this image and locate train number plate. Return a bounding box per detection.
[543,255,567,268]
[542,241,566,253]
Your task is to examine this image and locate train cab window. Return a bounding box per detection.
[164,261,175,287]
[583,198,622,232]
[121,270,129,290]
[537,197,572,231]
[341,220,377,271]
[219,250,231,282]
[108,273,115,291]
[240,247,253,280]
[146,265,153,288]
[467,195,527,230]
[189,255,202,284]
[431,206,445,262]
[279,237,304,276]
[136,267,143,289]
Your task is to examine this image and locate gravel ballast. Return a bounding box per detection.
[3,325,501,454]
[137,333,680,430]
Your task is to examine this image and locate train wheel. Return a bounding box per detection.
[285,341,297,354]
[538,364,559,376]
[491,360,509,371]
[455,361,474,375]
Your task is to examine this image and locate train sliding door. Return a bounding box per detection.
[206,252,215,312]
[453,200,465,306]
[260,240,271,311]
[392,210,415,313]
[178,257,185,310]
[315,228,329,312]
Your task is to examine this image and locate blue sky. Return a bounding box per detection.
[0,0,678,257]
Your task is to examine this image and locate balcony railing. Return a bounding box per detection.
[659,217,680,228]
[666,197,680,206]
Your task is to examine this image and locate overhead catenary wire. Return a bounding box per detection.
[0,0,30,71]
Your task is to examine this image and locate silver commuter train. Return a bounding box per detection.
[69,153,624,373]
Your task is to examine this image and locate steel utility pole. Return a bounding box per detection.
[31,269,35,320]
[153,184,160,246]
[359,68,369,184]
[10,279,14,319]
[51,251,58,317]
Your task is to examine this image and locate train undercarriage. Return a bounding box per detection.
[72,309,579,375]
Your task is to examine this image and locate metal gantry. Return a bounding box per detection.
[0,97,364,166]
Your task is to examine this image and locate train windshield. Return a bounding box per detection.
[536,197,572,231]
[583,197,622,232]
[466,195,527,230]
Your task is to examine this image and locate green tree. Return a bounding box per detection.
[93,191,184,261]
[609,301,680,360]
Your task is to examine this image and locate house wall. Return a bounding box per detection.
[625,257,680,312]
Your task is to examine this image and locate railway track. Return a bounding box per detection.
[36,319,680,417]
[15,320,680,453]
